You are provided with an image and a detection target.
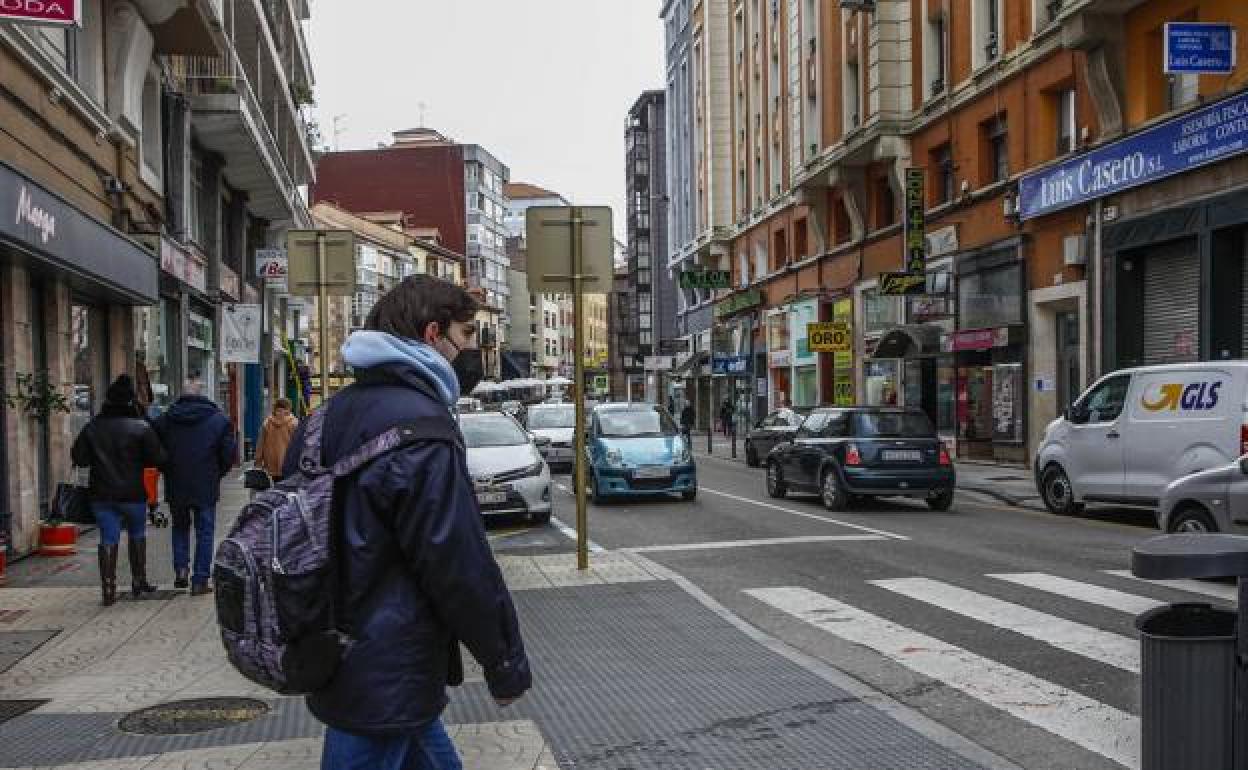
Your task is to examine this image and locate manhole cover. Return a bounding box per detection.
[119,697,270,735]
[0,699,48,724]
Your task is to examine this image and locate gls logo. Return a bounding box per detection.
[1141,381,1223,412]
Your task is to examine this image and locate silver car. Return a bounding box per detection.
[458,412,553,524]
[525,403,576,470]
[1157,456,1248,533]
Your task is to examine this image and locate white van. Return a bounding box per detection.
[1035,362,1248,515]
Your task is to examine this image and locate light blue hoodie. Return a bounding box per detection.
[340,331,459,406]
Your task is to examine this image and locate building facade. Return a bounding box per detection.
[311,128,513,379]
[1,0,315,557]
[620,90,678,404]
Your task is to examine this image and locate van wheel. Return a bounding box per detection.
[1170,506,1218,534]
[927,488,955,512]
[1041,465,1085,516]
[745,442,760,467]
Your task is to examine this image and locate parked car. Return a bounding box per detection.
[744,408,809,467]
[586,403,697,503]
[1035,362,1248,516]
[1157,455,1248,533]
[457,412,552,524]
[455,397,483,413]
[764,407,955,511]
[525,403,576,470]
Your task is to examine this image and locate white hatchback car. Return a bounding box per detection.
[457,412,553,524]
[525,403,576,470]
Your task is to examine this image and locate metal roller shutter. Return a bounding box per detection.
[1142,240,1200,365]
[1242,248,1248,358]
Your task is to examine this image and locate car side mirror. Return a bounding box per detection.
[1065,406,1089,425]
[243,468,272,492]
[532,434,552,448]
[1239,456,1248,476]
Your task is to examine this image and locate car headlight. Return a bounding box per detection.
[675,445,692,465]
[605,448,624,467]
[520,460,545,479]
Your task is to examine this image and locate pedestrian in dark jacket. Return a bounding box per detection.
[680,402,696,438]
[282,275,531,770]
[153,376,236,594]
[71,374,166,606]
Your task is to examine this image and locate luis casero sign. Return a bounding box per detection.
[1165,22,1236,75]
[1018,89,1248,221]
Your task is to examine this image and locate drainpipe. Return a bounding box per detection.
[1090,198,1103,381]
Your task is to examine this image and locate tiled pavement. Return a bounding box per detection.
[0,476,1010,770]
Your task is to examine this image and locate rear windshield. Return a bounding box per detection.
[597,409,677,438]
[854,411,936,438]
[528,406,575,429]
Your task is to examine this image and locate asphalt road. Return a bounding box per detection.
[511,456,1231,770]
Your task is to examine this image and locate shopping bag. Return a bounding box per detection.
[51,482,92,524]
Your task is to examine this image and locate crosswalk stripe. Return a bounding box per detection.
[624,534,887,553]
[1103,570,1237,603]
[871,577,1139,673]
[747,586,1139,768]
[988,572,1165,615]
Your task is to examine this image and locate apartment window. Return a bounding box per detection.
[925,8,947,98]
[974,0,1001,68]
[984,116,1009,184]
[1167,74,1199,112]
[189,151,206,247]
[1056,89,1076,155]
[140,70,162,190]
[844,61,860,131]
[932,144,955,204]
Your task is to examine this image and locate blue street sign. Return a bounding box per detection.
[1165,22,1236,75]
[712,355,749,375]
[1018,88,1248,220]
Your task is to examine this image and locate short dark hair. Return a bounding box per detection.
[274,398,292,411]
[364,275,479,340]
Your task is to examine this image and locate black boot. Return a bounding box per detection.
[174,568,189,589]
[98,545,118,607]
[129,538,158,597]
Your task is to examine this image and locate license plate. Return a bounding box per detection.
[635,466,671,479]
[882,450,923,462]
[476,491,508,505]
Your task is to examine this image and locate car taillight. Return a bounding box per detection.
[938,443,952,466]
[1241,423,1248,456]
[845,443,862,466]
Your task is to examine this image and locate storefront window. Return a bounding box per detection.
[135,300,177,414]
[865,360,901,405]
[793,366,818,408]
[959,264,1022,330]
[865,289,904,334]
[71,302,107,431]
[992,363,1024,443]
[187,308,216,399]
[767,312,790,353]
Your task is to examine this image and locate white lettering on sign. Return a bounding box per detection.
[16,186,56,244]
[0,1,69,15]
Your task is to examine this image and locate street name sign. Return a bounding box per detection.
[1165,22,1236,75]
[525,206,613,293]
[286,230,355,296]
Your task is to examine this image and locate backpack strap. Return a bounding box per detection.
[330,416,462,478]
[296,408,329,475]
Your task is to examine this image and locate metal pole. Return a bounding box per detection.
[317,232,331,408]
[571,207,589,571]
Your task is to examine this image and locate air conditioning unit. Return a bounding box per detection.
[1063,234,1087,266]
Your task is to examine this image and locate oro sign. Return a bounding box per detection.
[0,0,80,25]
[808,321,851,353]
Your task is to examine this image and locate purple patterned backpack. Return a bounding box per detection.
[213,407,460,694]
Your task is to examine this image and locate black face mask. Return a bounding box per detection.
[451,347,485,396]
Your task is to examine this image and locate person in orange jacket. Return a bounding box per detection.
[255,398,299,482]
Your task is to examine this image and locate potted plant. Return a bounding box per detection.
[4,371,77,556]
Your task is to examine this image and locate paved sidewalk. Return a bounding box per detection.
[0,475,1016,769]
[691,438,1047,511]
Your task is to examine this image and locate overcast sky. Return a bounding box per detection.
[306,1,665,240]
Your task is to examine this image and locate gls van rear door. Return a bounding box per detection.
[1123,369,1234,503]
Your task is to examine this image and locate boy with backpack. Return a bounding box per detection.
[215,276,530,770]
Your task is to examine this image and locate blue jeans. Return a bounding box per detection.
[91,502,147,546]
[321,719,462,770]
[171,504,216,584]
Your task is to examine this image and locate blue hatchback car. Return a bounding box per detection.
[587,403,697,503]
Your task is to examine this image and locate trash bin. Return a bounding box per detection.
[1136,603,1237,770]
[1133,534,1248,770]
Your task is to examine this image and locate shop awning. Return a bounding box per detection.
[873,325,943,359]
[670,351,709,377]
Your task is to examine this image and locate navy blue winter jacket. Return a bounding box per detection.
[282,363,531,735]
[153,395,236,507]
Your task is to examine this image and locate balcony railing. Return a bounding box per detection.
[170,46,308,219]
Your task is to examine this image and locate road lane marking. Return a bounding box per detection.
[746,586,1138,768]
[624,534,887,553]
[872,577,1138,673]
[698,487,910,540]
[549,515,605,553]
[1103,570,1236,603]
[989,573,1165,615]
